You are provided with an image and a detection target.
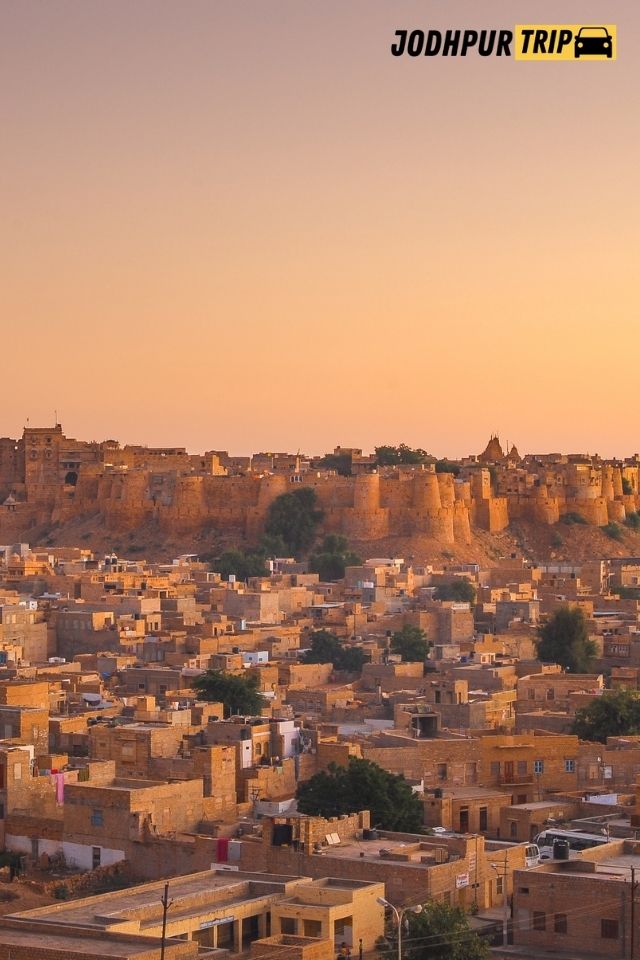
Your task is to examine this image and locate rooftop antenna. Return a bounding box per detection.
[54,409,58,426]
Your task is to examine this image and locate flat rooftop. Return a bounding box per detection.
[10,870,308,930]
[313,836,458,866]
[511,800,569,811]
[0,924,179,957]
[530,851,640,882]
[593,852,640,877]
[65,778,174,792]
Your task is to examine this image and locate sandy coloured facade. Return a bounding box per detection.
[2,426,640,546]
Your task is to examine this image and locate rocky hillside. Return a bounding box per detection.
[9,512,640,566]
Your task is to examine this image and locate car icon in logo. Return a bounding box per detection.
[574,26,613,58]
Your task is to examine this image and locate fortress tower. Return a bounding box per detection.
[23,425,63,502]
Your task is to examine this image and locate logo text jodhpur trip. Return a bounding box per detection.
[390,25,617,60]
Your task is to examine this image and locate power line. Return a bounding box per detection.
[375,890,630,955]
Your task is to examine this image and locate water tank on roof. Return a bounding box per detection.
[553,839,570,860]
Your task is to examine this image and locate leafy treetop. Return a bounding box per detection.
[296,757,423,832]
[435,460,461,477]
[390,624,430,662]
[572,688,640,742]
[433,579,476,603]
[212,548,268,581]
[395,901,490,960]
[301,630,369,673]
[318,452,353,476]
[310,534,362,582]
[265,487,323,557]
[192,670,266,718]
[205,533,287,581]
[536,607,597,673]
[375,444,431,466]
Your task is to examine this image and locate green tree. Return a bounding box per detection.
[310,534,362,582]
[260,533,288,556]
[433,579,476,603]
[192,670,266,718]
[375,444,430,466]
[265,487,323,556]
[536,607,597,673]
[302,630,368,673]
[572,689,640,742]
[336,646,369,674]
[212,548,268,580]
[560,511,588,525]
[302,629,342,664]
[435,460,461,477]
[394,901,490,960]
[623,477,633,495]
[207,532,288,580]
[296,758,423,831]
[318,452,353,476]
[391,624,429,662]
[603,521,623,541]
[625,512,640,531]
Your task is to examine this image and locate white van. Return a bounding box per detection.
[524,843,540,867]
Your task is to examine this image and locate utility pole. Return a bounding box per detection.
[473,834,479,912]
[630,866,638,960]
[160,882,172,960]
[502,849,509,947]
[491,850,509,946]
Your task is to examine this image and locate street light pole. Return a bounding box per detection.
[628,866,638,960]
[502,850,509,947]
[491,850,509,947]
[377,897,423,960]
[159,882,173,960]
[392,902,402,960]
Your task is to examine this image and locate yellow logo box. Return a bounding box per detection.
[515,24,616,60]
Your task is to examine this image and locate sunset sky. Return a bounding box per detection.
[2,1,638,458]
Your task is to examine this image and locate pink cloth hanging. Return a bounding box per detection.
[50,772,65,804]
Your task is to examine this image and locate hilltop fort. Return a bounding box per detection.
[1,426,639,553]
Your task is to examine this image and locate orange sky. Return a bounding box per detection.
[2,1,638,458]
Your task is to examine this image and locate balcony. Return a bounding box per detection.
[498,770,534,786]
